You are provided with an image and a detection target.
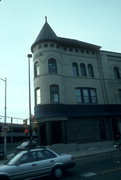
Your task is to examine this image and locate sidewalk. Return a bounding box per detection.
[49,141,115,159]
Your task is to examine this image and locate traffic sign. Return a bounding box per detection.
[2,124,9,132]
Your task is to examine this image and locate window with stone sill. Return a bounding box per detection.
[50,85,59,103]
[48,58,57,74]
[88,64,94,77]
[72,62,79,77]
[75,88,97,104]
[113,66,120,79]
[80,63,87,77]
[34,61,40,78]
[35,88,41,105]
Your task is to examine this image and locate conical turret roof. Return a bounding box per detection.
[31,17,58,51]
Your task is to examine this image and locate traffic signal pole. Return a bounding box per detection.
[27,54,33,144]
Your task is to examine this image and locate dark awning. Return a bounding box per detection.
[34,104,121,119]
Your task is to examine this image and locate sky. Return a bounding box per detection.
[0,0,121,123]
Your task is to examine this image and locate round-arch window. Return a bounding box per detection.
[48,58,57,73]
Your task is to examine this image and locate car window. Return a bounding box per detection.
[42,150,56,159]
[6,152,25,165]
[19,152,37,164]
[37,151,45,160]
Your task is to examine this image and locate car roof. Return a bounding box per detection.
[24,146,48,152]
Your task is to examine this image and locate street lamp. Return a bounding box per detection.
[0,77,7,159]
[27,54,32,143]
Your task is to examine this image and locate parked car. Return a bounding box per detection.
[16,140,37,151]
[0,147,75,180]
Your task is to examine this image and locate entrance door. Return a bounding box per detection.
[39,123,47,145]
[51,121,63,144]
[112,119,120,140]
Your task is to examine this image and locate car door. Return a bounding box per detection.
[10,151,39,180]
[34,149,58,176]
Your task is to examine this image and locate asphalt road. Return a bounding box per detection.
[38,153,121,180]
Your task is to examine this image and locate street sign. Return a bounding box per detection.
[2,124,9,132]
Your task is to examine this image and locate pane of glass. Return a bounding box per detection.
[83,89,88,95]
[76,96,82,103]
[36,88,41,104]
[90,89,97,103]
[36,65,40,76]
[42,150,56,159]
[75,89,82,103]
[83,89,89,103]
[48,59,57,73]
[35,62,40,77]
[54,94,59,102]
[76,89,81,95]
[114,67,120,79]
[72,63,79,76]
[50,86,59,102]
[80,64,87,77]
[88,64,94,77]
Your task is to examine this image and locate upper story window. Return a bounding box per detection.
[88,64,94,77]
[44,43,48,47]
[48,58,57,74]
[35,88,41,105]
[75,88,97,104]
[113,66,120,79]
[34,61,40,78]
[50,85,59,103]
[72,62,79,77]
[80,63,87,77]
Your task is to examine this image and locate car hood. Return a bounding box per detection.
[0,164,9,172]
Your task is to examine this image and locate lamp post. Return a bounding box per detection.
[0,77,7,159]
[27,54,32,143]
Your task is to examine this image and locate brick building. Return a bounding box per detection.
[31,18,121,145]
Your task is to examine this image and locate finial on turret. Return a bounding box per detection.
[45,16,47,23]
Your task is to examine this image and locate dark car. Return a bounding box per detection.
[0,147,75,179]
[16,141,37,151]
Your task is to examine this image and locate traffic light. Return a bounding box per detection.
[33,119,38,128]
[31,117,38,129]
[23,119,27,126]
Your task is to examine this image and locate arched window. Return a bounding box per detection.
[114,66,120,79]
[50,85,59,103]
[35,88,41,105]
[80,63,87,77]
[88,64,94,77]
[48,58,57,73]
[34,61,40,77]
[72,62,79,76]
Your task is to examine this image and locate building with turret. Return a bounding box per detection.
[31,18,121,145]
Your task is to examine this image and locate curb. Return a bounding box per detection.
[71,150,114,160]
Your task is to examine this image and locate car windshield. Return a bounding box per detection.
[5,151,26,165]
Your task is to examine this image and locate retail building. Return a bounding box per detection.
[31,18,121,145]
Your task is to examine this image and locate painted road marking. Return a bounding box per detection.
[81,172,97,177]
[100,167,121,175]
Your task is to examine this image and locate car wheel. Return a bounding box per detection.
[53,167,63,179]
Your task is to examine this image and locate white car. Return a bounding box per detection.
[0,147,75,180]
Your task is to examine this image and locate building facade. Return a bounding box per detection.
[31,19,121,145]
